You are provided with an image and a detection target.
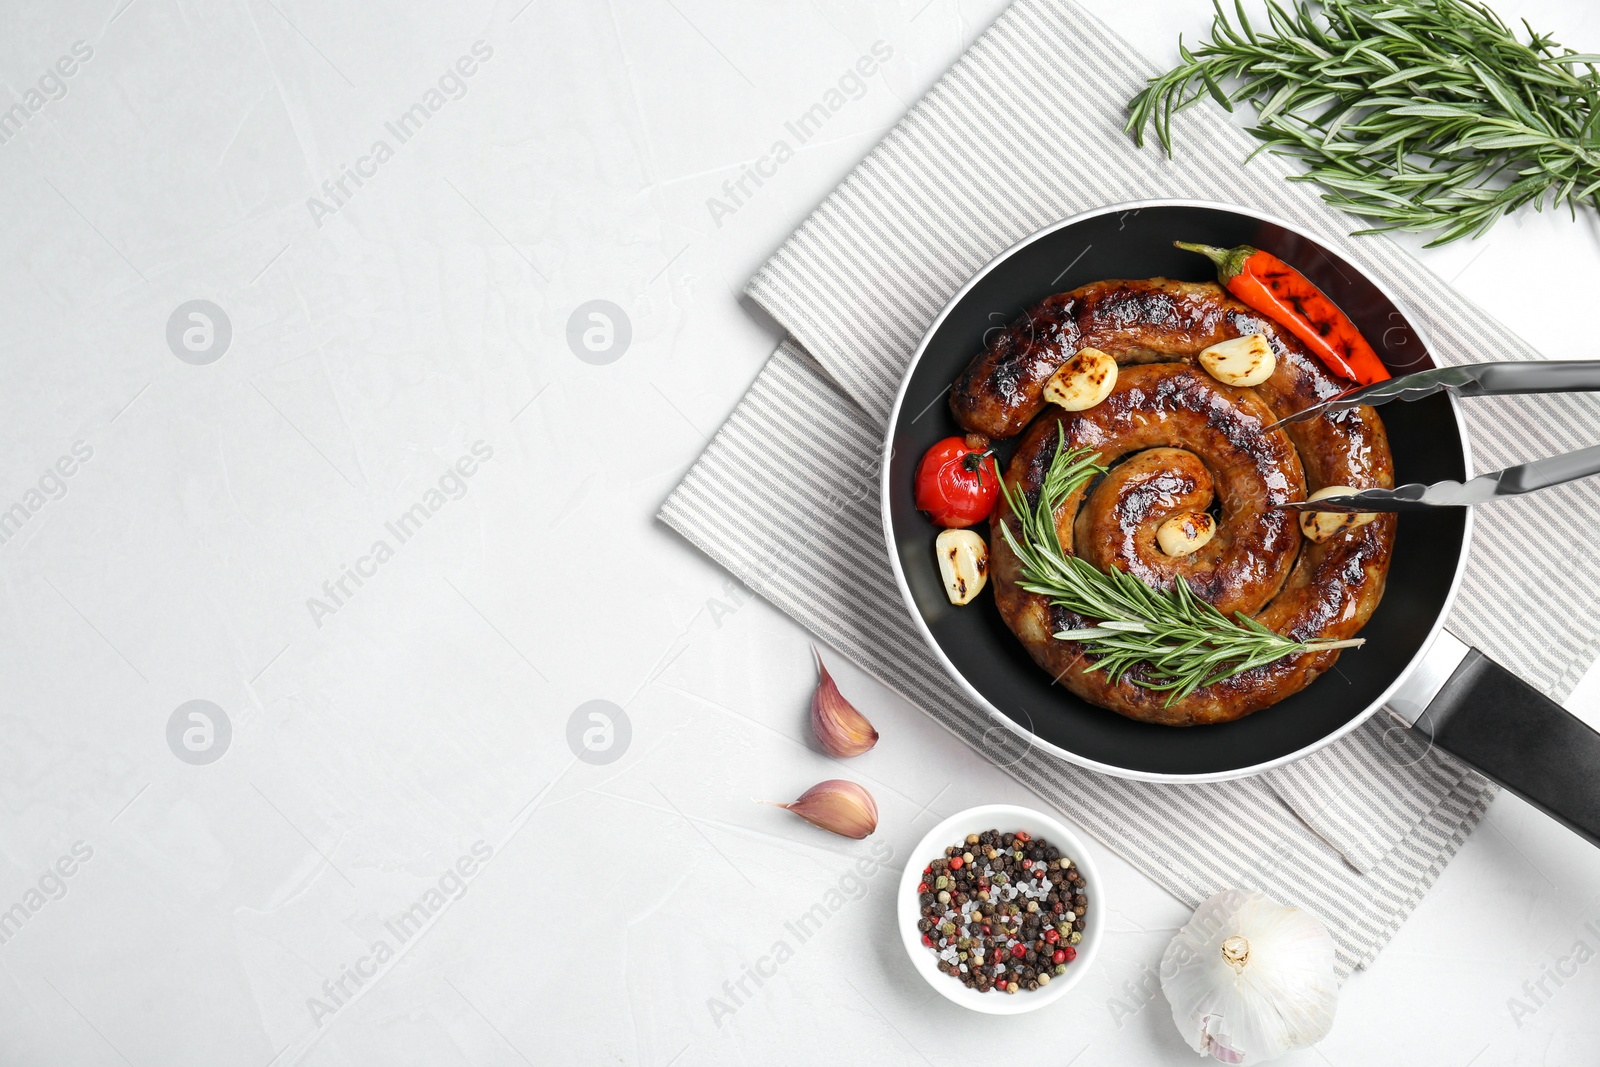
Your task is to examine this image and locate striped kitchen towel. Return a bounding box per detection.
[661,0,1600,973]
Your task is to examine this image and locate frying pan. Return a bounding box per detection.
[882,200,1600,847]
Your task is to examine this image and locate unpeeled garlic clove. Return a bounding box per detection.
[935,528,989,605]
[1299,485,1377,543]
[1156,511,1216,557]
[810,649,879,758]
[1199,333,1276,387]
[770,779,878,839]
[1043,347,1118,411]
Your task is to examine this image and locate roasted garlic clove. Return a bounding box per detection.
[810,648,879,758]
[1043,347,1118,411]
[1156,511,1217,557]
[770,779,878,839]
[1299,485,1378,543]
[1199,333,1276,387]
[936,528,989,605]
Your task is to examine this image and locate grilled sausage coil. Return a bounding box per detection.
[953,279,1395,726]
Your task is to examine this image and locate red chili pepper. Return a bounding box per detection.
[1175,241,1391,386]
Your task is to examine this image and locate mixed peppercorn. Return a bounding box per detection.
[916,829,1087,994]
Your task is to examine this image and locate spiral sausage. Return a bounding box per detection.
[958,279,1395,726]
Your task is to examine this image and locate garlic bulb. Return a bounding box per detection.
[1161,890,1337,1065]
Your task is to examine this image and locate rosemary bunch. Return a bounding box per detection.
[995,431,1361,703]
[1126,0,1600,244]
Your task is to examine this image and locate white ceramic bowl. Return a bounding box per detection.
[897,803,1104,1014]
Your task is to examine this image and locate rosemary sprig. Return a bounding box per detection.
[1126,0,1600,244]
[994,429,1362,703]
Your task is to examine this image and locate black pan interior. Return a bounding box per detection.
[887,204,1469,776]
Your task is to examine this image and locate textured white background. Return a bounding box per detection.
[4,0,1600,1064]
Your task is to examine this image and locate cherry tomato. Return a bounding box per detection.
[915,436,1000,528]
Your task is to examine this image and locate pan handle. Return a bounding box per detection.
[1388,631,1600,847]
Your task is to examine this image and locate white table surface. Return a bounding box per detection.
[4,0,1600,1063]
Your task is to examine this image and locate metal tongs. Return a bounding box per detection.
[1273,361,1600,513]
